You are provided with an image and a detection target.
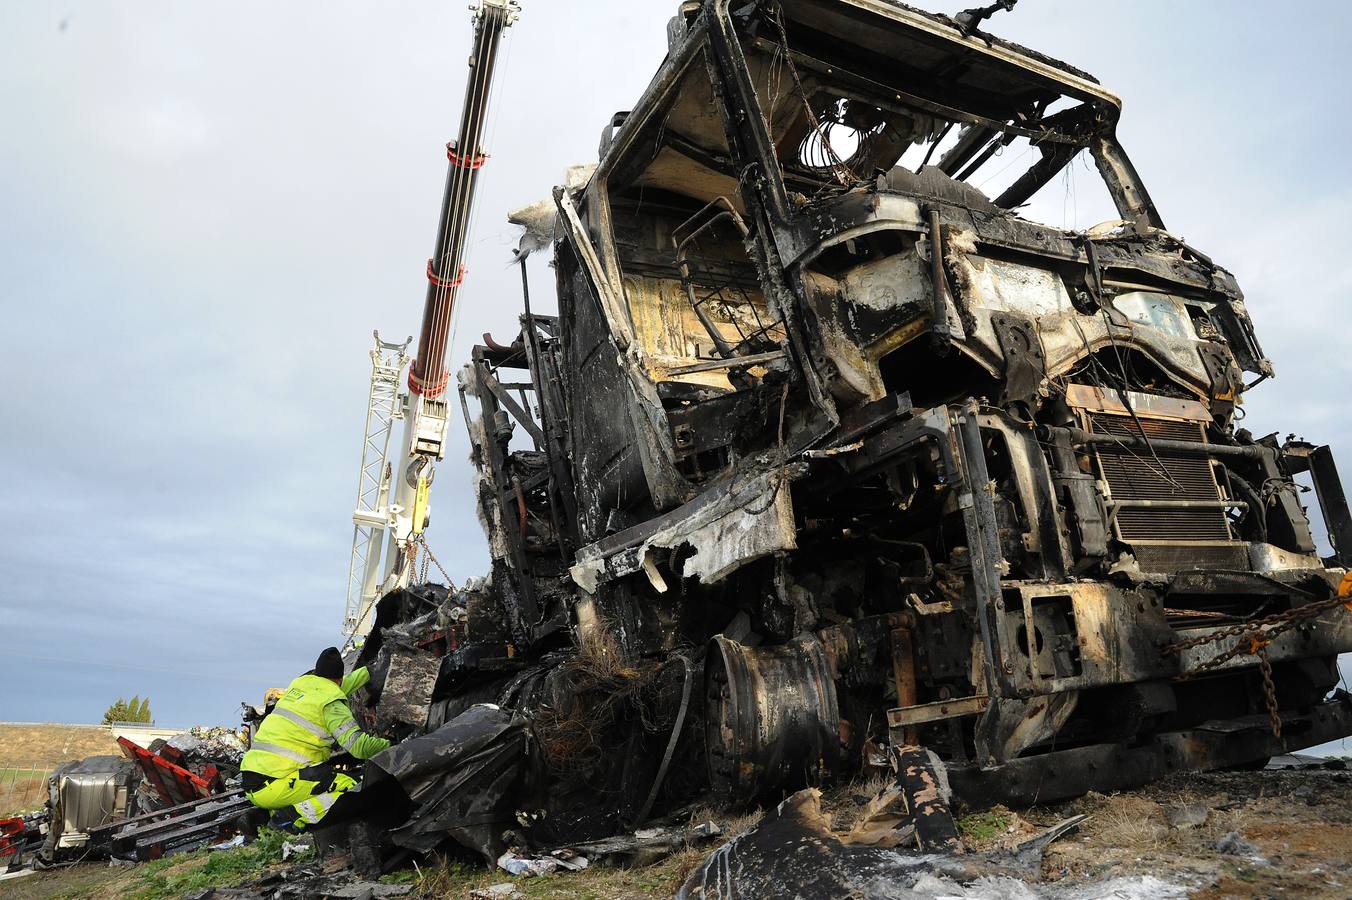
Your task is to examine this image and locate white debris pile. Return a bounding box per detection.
[165,726,248,776]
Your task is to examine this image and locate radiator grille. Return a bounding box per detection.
[1133,543,1249,574]
[1088,412,1232,543]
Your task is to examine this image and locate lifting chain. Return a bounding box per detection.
[1258,647,1281,739]
[408,535,454,589]
[1161,573,1352,738]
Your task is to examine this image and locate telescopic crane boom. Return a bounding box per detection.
[344,0,519,637]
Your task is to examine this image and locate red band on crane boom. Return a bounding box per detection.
[446,142,488,169]
[426,260,466,289]
[408,368,451,397]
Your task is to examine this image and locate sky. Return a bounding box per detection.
[2,1,1350,747]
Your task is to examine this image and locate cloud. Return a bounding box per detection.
[99,96,211,161]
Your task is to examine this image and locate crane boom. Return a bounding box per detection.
[344,0,519,638]
[410,0,516,400]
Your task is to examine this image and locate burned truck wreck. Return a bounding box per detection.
[355,0,1352,850]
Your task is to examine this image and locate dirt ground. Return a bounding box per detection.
[8,764,1352,899]
[983,764,1352,898]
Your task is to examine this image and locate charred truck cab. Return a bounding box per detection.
[398,0,1352,820]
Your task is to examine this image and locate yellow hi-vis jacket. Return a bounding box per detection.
[241,667,389,780]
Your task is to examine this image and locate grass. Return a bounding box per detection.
[0,721,122,818]
[0,770,50,816]
[117,827,301,900]
[956,808,1012,843]
[0,767,51,778]
[817,772,892,833]
[1082,794,1169,852]
[0,829,305,900]
[0,723,121,763]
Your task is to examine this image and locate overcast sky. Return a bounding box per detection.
[2,1,1350,748]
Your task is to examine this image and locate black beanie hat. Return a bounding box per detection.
[314,647,344,680]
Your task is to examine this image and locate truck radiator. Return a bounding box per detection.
[1087,412,1244,571]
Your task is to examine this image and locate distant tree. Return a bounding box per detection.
[102,698,128,724]
[102,696,153,725]
[139,697,153,722]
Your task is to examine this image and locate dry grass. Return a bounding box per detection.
[0,722,121,763]
[1073,792,1171,851]
[0,770,50,815]
[819,771,894,832]
[0,722,123,815]
[683,802,764,843]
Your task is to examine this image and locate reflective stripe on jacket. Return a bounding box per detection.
[241,673,347,779]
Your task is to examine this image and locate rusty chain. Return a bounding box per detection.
[1257,648,1281,738]
[1161,575,1352,737]
[409,535,454,588]
[1163,591,1350,660]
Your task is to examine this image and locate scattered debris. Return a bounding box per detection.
[545,821,723,866]
[0,813,44,871]
[676,786,1088,898]
[496,847,587,876]
[208,834,247,852]
[164,727,248,782]
[281,837,314,861]
[16,730,260,868]
[16,766,1352,898]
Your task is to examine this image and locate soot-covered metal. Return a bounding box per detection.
[351,0,1352,862]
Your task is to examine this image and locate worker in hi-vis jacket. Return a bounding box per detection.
[240,647,390,828]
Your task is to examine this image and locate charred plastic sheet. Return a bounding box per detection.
[364,705,530,862]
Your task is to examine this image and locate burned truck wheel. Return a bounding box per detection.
[704,635,840,806]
